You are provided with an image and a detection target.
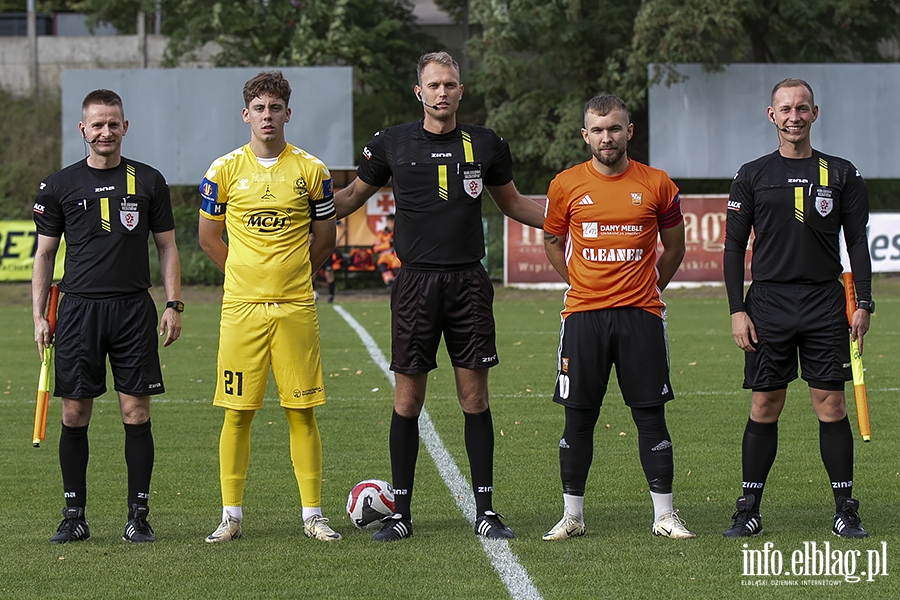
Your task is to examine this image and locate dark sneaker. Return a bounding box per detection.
[50,506,90,544]
[123,504,155,543]
[723,494,763,538]
[475,511,514,539]
[833,496,867,538]
[372,514,412,542]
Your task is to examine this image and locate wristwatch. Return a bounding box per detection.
[165,300,185,313]
[856,299,875,314]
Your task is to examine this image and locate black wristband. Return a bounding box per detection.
[165,300,184,313]
[856,299,874,314]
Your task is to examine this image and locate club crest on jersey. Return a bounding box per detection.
[294,176,308,199]
[815,187,833,217]
[462,165,483,199]
[630,192,642,206]
[561,357,569,373]
[119,199,139,231]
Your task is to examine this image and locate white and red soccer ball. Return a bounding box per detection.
[346,479,395,529]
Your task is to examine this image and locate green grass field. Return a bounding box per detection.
[1,279,898,599]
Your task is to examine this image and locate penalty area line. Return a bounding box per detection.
[332,305,543,600]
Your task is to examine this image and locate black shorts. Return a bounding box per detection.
[390,264,498,374]
[54,291,165,399]
[552,308,674,409]
[743,281,850,391]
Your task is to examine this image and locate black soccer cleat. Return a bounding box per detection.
[832,496,867,539]
[475,511,514,539]
[723,494,763,538]
[50,506,90,544]
[123,504,156,543]
[372,514,412,542]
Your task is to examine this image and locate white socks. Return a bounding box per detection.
[562,493,584,519]
[650,492,674,521]
[302,507,323,521]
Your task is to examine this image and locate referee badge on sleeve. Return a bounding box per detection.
[461,163,483,199]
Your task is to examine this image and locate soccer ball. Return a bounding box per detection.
[346,479,395,529]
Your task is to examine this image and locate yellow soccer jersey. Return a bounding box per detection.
[199,143,336,301]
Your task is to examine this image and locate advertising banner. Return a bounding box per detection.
[0,221,65,282]
[505,195,899,287]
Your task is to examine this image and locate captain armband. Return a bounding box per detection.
[310,196,336,221]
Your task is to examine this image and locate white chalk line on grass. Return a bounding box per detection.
[332,304,543,600]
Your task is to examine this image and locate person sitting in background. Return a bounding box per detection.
[319,248,343,302]
[373,214,400,290]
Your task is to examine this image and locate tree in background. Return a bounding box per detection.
[466,0,900,193]
[0,90,60,219]
[0,1,89,12]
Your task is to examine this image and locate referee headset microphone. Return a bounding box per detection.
[81,126,100,144]
[769,113,790,133]
[417,90,441,111]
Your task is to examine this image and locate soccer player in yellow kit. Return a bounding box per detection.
[198,71,339,542]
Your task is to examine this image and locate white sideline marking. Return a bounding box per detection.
[332,305,543,600]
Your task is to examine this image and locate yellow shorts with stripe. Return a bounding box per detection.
[214,299,326,410]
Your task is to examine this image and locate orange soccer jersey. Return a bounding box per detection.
[544,159,682,318]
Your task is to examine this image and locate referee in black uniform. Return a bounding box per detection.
[335,51,544,541]
[723,78,872,538]
[32,89,183,544]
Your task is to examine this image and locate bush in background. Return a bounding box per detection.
[0,89,61,219]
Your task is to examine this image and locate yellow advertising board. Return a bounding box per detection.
[0,221,65,282]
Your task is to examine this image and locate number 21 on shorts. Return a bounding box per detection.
[224,370,243,396]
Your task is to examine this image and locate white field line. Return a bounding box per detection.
[332,304,543,600]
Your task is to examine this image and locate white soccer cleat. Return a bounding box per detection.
[652,510,696,539]
[542,513,585,541]
[205,516,242,543]
[304,514,342,541]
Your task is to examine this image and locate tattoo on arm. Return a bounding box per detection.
[544,233,559,244]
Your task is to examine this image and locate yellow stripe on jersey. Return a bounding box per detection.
[126,164,136,195]
[438,164,448,201]
[819,157,828,187]
[794,187,804,222]
[100,197,111,231]
[461,131,474,162]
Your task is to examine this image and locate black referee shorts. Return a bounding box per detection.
[390,264,498,374]
[54,291,165,399]
[552,308,675,409]
[743,281,851,391]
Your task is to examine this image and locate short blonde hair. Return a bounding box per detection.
[416,51,460,84]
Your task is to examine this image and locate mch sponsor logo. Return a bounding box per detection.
[244,209,292,234]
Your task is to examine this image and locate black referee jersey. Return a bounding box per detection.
[724,150,871,313]
[357,120,514,268]
[32,158,175,298]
